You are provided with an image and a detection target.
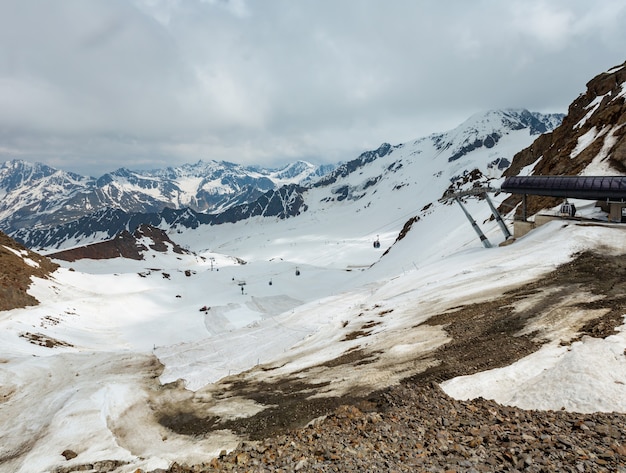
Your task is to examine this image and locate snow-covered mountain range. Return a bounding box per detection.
[0,159,334,238]
[7,108,563,251]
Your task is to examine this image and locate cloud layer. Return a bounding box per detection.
[1,0,625,176]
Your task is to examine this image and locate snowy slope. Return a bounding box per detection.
[2,202,625,472]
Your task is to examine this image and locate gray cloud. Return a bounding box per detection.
[0,0,624,176]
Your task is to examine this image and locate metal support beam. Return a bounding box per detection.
[484,193,511,239]
[454,197,492,248]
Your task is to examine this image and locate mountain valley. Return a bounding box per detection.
[1,61,626,472]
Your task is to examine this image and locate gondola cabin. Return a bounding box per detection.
[560,201,576,217]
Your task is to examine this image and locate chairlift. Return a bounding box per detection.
[560,201,576,217]
[295,267,301,276]
[373,235,381,249]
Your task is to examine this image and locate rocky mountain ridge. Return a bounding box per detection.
[48,224,189,262]
[13,184,308,250]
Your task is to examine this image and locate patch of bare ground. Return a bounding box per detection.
[19,332,73,348]
[409,250,626,384]
[150,251,626,472]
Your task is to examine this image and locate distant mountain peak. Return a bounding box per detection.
[429,109,565,163]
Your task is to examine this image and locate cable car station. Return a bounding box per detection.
[440,176,626,247]
[501,175,626,237]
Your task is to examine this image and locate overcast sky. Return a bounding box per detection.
[1,0,625,177]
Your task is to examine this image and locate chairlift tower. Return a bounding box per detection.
[438,186,511,248]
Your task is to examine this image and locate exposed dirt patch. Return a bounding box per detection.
[317,348,383,369]
[19,332,73,349]
[341,329,373,341]
[408,250,626,385]
[158,378,345,440]
[341,320,382,341]
[155,250,626,444]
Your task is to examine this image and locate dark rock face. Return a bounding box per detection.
[502,61,626,217]
[314,143,394,188]
[448,132,501,162]
[435,110,563,164]
[210,184,307,225]
[0,231,58,311]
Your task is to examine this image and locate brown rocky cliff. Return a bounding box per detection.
[0,231,59,311]
[501,60,626,217]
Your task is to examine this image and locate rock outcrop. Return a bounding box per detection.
[49,224,188,262]
[0,231,58,310]
[501,60,626,217]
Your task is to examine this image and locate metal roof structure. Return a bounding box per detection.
[501,175,626,201]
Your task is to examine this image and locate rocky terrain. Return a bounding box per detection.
[48,224,189,262]
[0,230,58,311]
[160,383,626,473]
[147,251,626,473]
